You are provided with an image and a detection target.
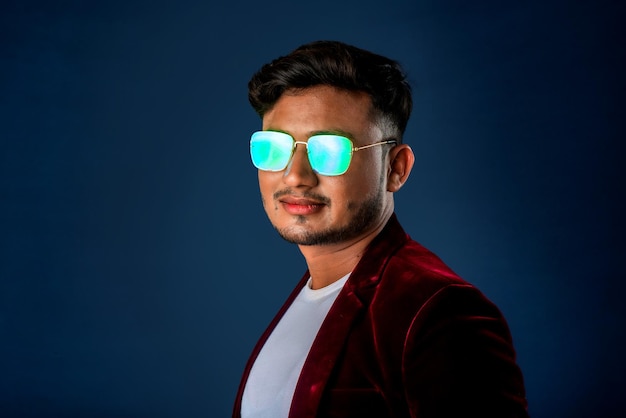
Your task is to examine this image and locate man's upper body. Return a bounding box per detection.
[235,40,528,417]
[233,214,528,417]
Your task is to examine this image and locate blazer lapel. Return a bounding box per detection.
[288,214,409,417]
[233,214,409,418]
[288,286,365,417]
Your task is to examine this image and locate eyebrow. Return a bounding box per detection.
[263,128,355,139]
[309,129,354,139]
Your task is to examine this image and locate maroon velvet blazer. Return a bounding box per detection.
[233,214,528,417]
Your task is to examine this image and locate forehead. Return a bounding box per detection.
[262,86,380,140]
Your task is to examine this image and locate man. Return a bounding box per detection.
[233,40,528,418]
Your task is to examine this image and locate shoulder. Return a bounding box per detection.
[376,238,482,305]
[369,237,506,333]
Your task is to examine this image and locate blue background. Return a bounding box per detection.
[1,0,624,416]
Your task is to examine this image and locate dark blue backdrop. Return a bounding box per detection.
[1,0,624,416]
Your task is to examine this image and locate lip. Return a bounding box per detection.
[279,197,325,215]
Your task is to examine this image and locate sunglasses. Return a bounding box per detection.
[250,131,396,176]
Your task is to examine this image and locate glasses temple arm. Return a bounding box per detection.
[352,140,397,151]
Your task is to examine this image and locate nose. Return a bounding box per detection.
[283,142,318,187]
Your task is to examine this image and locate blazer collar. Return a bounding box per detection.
[233,214,409,418]
[289,213,409,417]
[345,213,409,300]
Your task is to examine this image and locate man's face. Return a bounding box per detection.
[258,85,394,246]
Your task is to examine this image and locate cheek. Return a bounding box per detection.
[328,171,379,210]
[258,173,279,209]
[345,157,384,193]
[258,171,272,192]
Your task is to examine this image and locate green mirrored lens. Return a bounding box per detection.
[250,131,294,171]
[307,135,353,176]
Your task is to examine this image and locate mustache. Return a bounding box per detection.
[273,188,331,205]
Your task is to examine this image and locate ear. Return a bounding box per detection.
[387,144,414,192]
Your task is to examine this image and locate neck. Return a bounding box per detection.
[298,217,388,290]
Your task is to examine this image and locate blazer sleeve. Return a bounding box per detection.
[401,284,529,418]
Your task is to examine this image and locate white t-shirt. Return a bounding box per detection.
[241,274,350,418]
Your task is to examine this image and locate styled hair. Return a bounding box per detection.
[248,40,412,141]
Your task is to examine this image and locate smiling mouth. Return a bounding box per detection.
[278,197,326,215]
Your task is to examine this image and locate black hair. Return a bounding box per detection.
[248,40,412,141]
